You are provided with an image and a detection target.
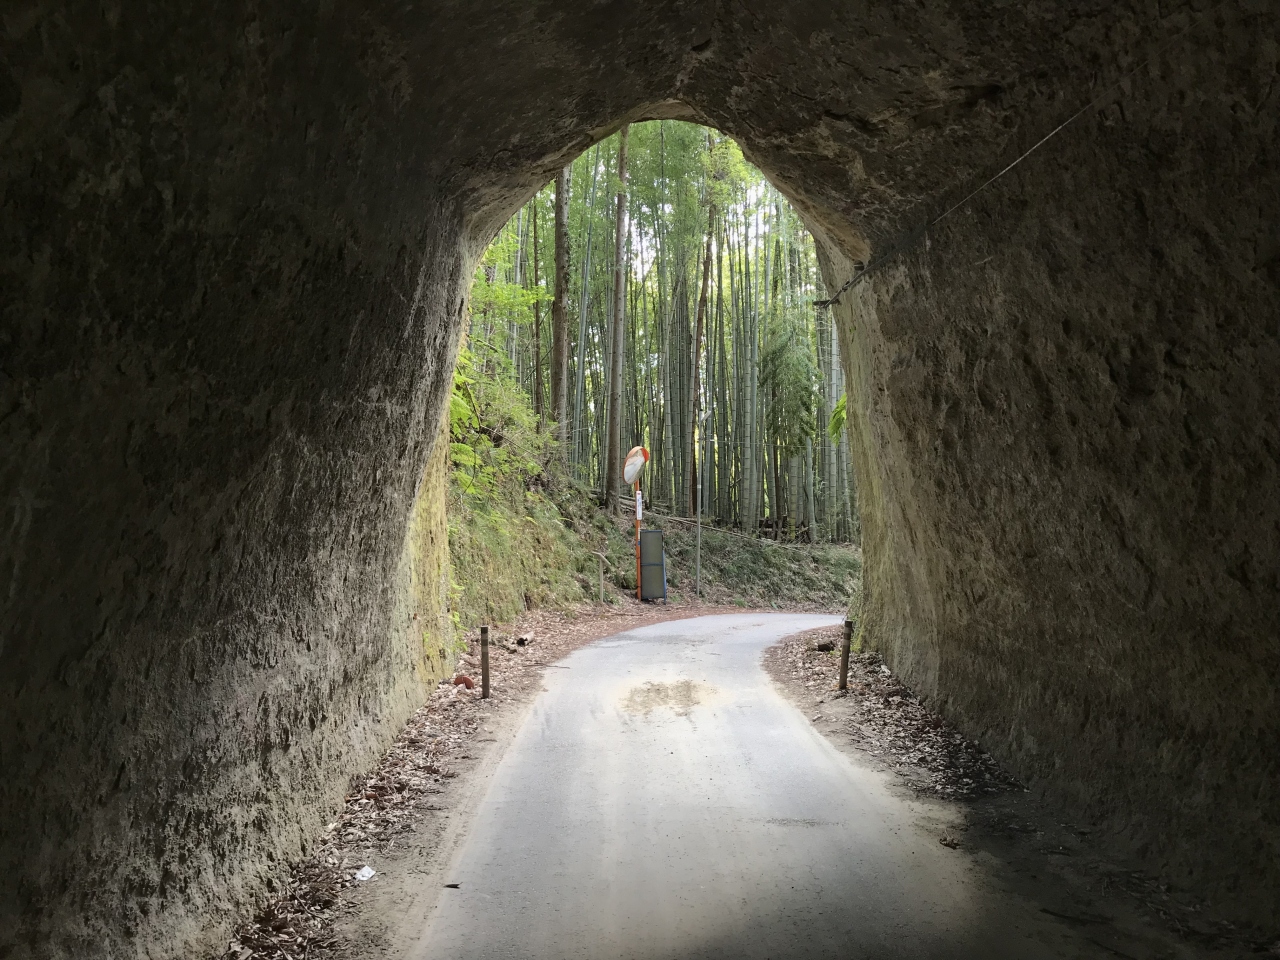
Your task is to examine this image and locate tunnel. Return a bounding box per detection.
[1,1,1277,956]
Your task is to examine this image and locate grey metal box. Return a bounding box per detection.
[638,529,667,601]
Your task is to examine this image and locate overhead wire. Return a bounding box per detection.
[814,0,1235,309]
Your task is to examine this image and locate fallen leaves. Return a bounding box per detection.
[762,627,1023,801]
[764,627,1280,956]
[218,598,760,960]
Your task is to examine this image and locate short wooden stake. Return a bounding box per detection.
[838,618,853,691]
[480,625,490,699]
[593,551,607,603]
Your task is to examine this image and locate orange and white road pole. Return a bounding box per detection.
[623,446,649,600]
[634,481,642,600]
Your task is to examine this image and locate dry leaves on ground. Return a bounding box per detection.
[763,626,1023,800]
[220,599,751,960]
[764,628,1280,955]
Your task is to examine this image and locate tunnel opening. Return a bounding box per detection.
[439,117,866,678]
[457,119,859,544]
[2,3,1277,957]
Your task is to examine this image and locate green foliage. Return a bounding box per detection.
[657,521,861,611]
[444,118,862,635]
[446,341,593,630]
[828,392,848,441]
[448,346,545,497]
[472,228,544,322]
[471,117,859,550]
[761,302,820,457]
[547,484,860,612]
[702,134,752,210]
[448,488,593,630]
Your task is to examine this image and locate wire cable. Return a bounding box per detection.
[814,0,1233,308]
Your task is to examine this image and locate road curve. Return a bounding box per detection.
[408,613,1098,960]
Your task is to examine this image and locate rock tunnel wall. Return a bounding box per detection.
[827,16,1280,911]
[0,1,1276,956]
[0,5,469,954]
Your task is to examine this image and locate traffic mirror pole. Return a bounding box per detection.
[634,481,642,601]
[623,446,649,601]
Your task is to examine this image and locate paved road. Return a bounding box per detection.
[410,614,1099,960]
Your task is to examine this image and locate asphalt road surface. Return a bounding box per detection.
[409,614,1110,960]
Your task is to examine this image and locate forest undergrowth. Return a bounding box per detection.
[447,118,863,633]
[445,339,859,633]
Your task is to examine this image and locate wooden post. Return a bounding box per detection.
[592,552,606,603]
[838,618,853,692]
[480,625,490,700]
[695,467,702,598]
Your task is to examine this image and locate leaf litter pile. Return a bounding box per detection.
[222,676,486,959]
[762,625,1022,800]
[764,626,1280,958]
[220,601,754,960]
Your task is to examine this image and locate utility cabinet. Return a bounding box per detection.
[638,529,667,601]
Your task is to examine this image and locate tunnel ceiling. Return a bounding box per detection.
[427,0,1135,258]
[193,0,1157,267]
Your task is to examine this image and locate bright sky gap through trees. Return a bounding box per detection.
[467,120,857,543]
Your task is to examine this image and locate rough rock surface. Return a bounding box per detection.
[1,2,1276,957]
[828,15,1280,915]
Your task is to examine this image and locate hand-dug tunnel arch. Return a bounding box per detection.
[1,2,1276,957]
[454,110,923,693]
[458,103,873,285]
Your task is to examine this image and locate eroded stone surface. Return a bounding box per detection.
[1,2,1276,956]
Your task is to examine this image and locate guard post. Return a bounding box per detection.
[838,617,853,691]
[480,625,490,699]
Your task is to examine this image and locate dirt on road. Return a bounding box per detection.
[221,611,1278,960]
[218,600,790,960]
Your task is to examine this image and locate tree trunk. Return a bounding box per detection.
[715,223,729,522]
[573,144,602,468]
[688,202,714,515]
[769,406,782,538]
[805,437,817,543]
[603,124,629,510]
[532,193,544,423]
[727,216,743,526]
[551,165,571,454]
[744,218,760,533]
[511,207,524,369]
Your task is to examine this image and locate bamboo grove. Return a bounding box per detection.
[467,120,858,543]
